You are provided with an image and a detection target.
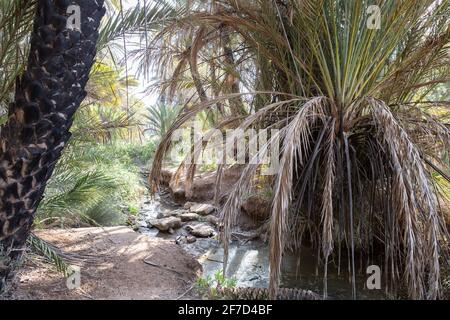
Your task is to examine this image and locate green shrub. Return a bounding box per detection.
[195,269,237,299]
[36,141,146,228]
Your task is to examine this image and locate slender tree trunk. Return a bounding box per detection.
[189,27,209,104]
[219,25,246,116]
[0,0,105,292]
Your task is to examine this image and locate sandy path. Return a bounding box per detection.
[11,227,201,300]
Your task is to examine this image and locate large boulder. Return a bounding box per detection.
[170,209,189,216]
[205,215,220,226]
[175,235,197,245]
[185,224,215,238]
[183,202,197,210]
[156,207,179,219]
[189,203,216,216]
[148,217,182,232]
[178,212,200,222]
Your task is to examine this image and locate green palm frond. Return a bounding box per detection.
[0,0,35,116]
[39,170,117,223]
[27,234,70,277]
[144,103,182,138]
[98,0,176,53]
[72,107,137,143]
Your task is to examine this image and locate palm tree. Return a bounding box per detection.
[0,0,106,292]
[144,103,182,139]
[147,0,449,299]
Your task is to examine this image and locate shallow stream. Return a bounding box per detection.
[137,193,386,299]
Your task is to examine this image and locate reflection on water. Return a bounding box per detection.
[201,243,269,288]
[280,248,387,299]
[201,243,387,300]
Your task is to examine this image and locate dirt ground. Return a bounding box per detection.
[10,227,202,300]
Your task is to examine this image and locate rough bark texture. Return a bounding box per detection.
[0,0,105,291]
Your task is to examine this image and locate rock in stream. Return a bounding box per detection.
[148,216,182,232]
[185,202,216,215]
[185,223,216,237]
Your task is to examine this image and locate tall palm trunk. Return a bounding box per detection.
[0,0,105,292]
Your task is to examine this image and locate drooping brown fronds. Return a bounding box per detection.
[145,0,450,299]
[268,97,328,298]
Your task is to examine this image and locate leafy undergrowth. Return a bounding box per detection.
[35,141,154,228]
[195,269,237,299]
